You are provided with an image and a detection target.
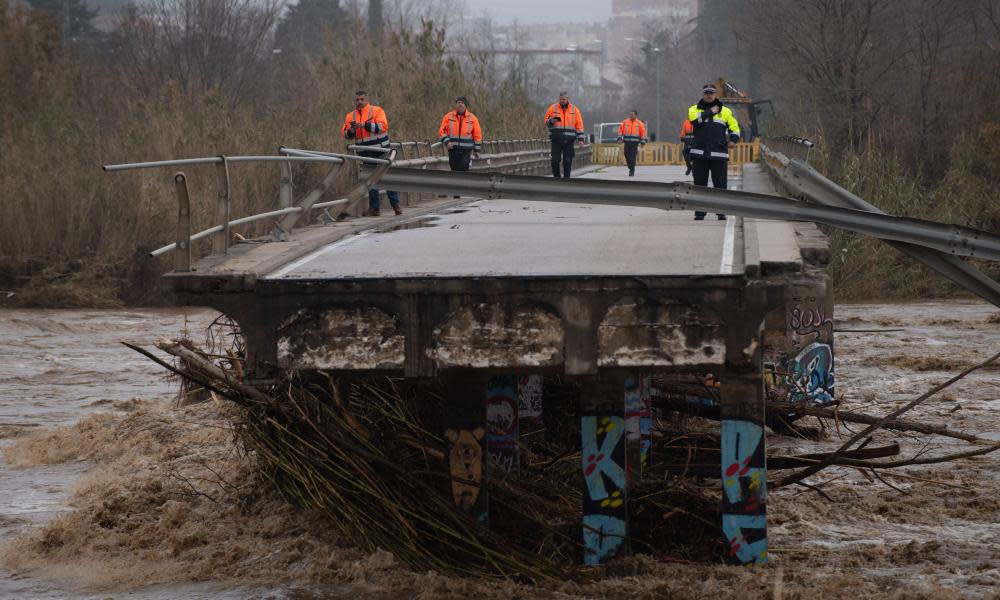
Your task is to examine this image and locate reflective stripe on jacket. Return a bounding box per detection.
[438,110,483,151]
[341,105,390,148]
[617,118,648,144]
[544,103,585,142]
[686,103,740,160]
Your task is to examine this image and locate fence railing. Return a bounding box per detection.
[591,139,760,166]
[103,140,591,273]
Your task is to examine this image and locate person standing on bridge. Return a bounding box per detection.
[544,91,586,178]
[617,110,648,177]
[438,96,483,172]
[341,90,402,217]
[687,83,741,220]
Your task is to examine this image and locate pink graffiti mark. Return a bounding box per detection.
[584,453,605,476]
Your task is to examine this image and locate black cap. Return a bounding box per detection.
[455,96,469,106]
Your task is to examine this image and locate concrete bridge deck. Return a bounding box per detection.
[267,165,745,280]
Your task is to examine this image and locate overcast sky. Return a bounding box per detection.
[461,0,611,24]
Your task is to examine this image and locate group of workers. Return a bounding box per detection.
[341,83,741,220]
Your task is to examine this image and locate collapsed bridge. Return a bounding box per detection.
[104,137,1000,568]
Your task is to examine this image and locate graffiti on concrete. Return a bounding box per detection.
[791,342,834,406]
[764,296,835,406]
[624,375,653,479]
[517,374,543,428]
[789,302,834,341]
[445,426,488,523]
[720,419,767,565]
[639,375,652,472]
[486,376,519,472]
[581,414,627,565]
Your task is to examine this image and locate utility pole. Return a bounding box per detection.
[653,47,662,142]
[368,0,383,40]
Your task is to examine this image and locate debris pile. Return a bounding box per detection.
[127,337,1000,581]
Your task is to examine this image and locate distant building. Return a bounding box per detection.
[605,0,698,83]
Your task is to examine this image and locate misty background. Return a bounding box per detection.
[1,0,998,306]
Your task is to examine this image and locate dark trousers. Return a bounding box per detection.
[550,140,575,178]
[623,142,639,174]
[361,158,399,210]
[448,148,473,172]
[691,158,727,218]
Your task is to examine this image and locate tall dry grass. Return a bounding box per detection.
[814,123,1000,301]
[0,6,540,307]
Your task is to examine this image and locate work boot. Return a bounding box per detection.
[393,205,403,216]
[694,214,705,221]
[363,207,380,217]
[717,214,727,220]
[628,171,635,176]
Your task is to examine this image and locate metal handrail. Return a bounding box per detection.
[108,138,588,270]
[283,147,389,164]
[103,155,344,171]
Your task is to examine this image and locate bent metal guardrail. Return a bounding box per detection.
[375,168,1000,263]
[760,139,1000,308]
[103,139,587,272]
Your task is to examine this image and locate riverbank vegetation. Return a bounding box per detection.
[0,0,538,307]
[2,0,999,307]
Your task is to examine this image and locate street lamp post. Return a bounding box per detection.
[653,47,662,142]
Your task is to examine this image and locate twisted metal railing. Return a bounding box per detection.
[760,140,1000,307]
[103,140,590,272]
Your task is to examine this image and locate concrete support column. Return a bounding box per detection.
[442,370,489,524]
[719,314,768,566]
[579,374,628,565]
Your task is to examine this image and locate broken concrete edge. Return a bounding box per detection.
[161,197,476,296]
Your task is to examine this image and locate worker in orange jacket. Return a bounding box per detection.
[438,96,483,172]
[617,110,648,177]
[341,89,401,216]
[544,91,586,178]
[680,119,695,175]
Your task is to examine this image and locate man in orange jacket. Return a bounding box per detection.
[544,91,585,178]
[341,90,401,216]
[438,96,483,172]
[617,110,648,177]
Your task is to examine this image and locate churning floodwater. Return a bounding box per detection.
[0,303,997,598]
[0,308,264,599]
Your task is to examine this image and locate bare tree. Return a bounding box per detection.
[741,0,910,153]
[109,0,285,105]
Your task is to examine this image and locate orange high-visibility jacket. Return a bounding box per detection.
[617,118,648,144]
[680,119,694,143]
[544,102,585,142]
[341,104,390,148]
[438,110,483,152]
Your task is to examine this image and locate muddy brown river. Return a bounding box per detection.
[0,303,997,598]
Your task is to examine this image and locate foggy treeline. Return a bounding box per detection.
[0,0,997,305]
[622,0,999,298]
[0,0,533,305]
